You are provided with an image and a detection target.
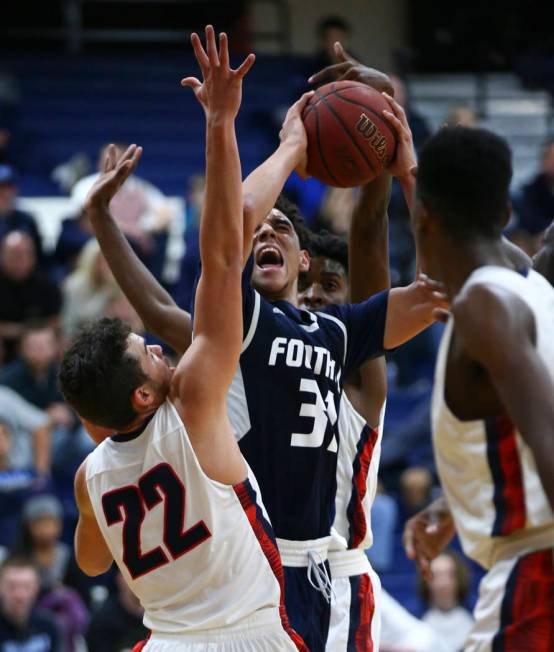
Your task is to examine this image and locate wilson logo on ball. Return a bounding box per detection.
[356,113,388,163]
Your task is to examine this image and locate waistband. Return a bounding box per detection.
[149,609,282,642]
[490,523,554,567]
[328,548,372,579]
[276,536,332,567]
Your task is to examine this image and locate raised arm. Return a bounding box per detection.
[84,146,192,357]
[241,94,311,261]
[172,27,254,485]
[453,284,554,511]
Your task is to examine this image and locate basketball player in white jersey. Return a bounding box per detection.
[393,120,554,651]
[59,27,306,651]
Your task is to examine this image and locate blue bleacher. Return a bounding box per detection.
[5,50,311,196]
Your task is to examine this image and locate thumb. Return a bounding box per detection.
[181,77,202,93]
[334,41,349,62]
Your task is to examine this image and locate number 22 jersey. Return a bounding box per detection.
[85,399,304,646]
[224,260,389,541]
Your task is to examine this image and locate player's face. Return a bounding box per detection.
[251,210,309,300]
[298,256,348,310]
[127,334,174,406]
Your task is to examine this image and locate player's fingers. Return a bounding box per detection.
[235,53,256,79]
[128,145,143,173]
[190,33,210,76]
[382,109,404,135]
[308,61,350,84]
[433,308,451,323]
[181,77,202,92]
[104,143,115,172]
[382,91,409,125]
[218,32,229,69]
[205,25,219,67]
[334,41,354,64]
[290,90,315,116]
[117,144,137,167]
[402,521,417,559]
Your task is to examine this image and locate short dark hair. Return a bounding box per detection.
[417,126,512,240]
[317,15,351,36]
[310,230,349,272]
[58,318,146,430]
[0,555,39,578]
[274,194,312,250]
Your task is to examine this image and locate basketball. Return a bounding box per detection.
[302,81,397,187]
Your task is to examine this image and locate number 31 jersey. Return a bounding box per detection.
[85,399,301,644]
[225,262,389,541]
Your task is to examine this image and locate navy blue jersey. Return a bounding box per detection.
[193,259,388,540]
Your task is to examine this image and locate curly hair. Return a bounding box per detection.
[310,229,349,272]
[58,317,146,430]
[274,194,313,252]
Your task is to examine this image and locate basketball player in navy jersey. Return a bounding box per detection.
[59,27,307,651]
[81,65,449,652]
[385,114,554,650]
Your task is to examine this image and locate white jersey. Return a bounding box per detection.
[86,399,297,640]
[328,392,385,576]
[432,266,554,569]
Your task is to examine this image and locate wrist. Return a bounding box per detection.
[278,139,305,166]
[206,112,236,127]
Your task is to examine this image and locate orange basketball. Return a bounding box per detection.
[302,81,397,187]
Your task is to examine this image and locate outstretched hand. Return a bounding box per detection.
[308,42,394,95]
[279,91,314,177]
[181,25,255,119]
[84,144,142,213]
[402,497,456,581]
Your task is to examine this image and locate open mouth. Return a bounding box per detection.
[256,245,284,269]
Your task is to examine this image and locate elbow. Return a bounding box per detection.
[76,555,112,577]
[243,194,256,229]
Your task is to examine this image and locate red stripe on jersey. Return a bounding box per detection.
[234,480,309,652]
[347,425,379,548]
[493,548,554,652]
[354,573,375,652]
[485,414,526,537]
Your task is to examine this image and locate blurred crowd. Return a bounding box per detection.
[0,16,552,652]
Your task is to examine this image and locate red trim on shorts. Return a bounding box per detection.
[355,573,375,652]
[132,632,150,651]
[234,479,309,652]
[485,414,526,537]
[492,548,554,651]
[347,424,379,548]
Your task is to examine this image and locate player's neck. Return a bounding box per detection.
[261,281,299,306]
[439,236,513,298]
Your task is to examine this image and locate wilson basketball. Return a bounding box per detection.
[302,81,397,187]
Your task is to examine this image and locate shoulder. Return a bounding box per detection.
[452,280,535,361]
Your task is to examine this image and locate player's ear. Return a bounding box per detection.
[299,249,310,273]
[132,384,156,412]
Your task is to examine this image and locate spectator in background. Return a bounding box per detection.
[52,209,94,279]
[312,15,354,70]
[0,385,51,475]
[0,421,48,549]
[399,466,434,517]
[12,494,90,602]
[420,551,474,652]
[366,482,398,572]
[61,239,119,338]
[0,232,61,363]
[512,139,554,256]
[0,323,72,431]
[0,556,62,652]
[71,143,174,278]
[86,571,148,652]
[0,165,42,259]
[444,104,478,128]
